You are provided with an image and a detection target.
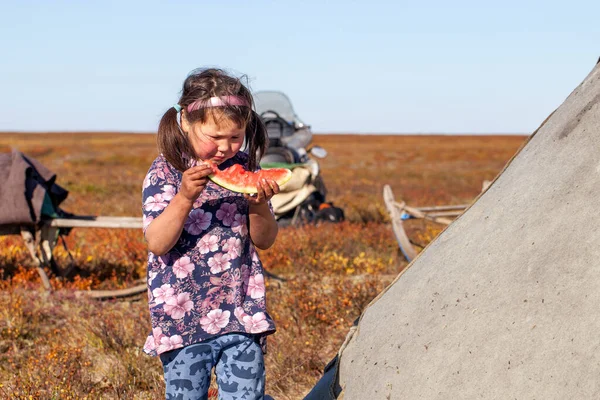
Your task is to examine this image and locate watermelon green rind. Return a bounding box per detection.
[208,167,292,194]
[209,175,256,193]
[259,162,306,170]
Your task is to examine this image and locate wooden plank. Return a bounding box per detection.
[77,283,148,299]
[404,205,454,225]
[416,205,468,212]
[393,202,467,212]
[424,210,464,218]
[1,218,143,235]
[482,180,492,192]
[49,217,142,229]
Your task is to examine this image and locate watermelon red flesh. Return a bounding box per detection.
[207,163,292,194]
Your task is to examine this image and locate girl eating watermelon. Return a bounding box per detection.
[142,68,281,400]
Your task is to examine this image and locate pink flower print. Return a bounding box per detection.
[152,327,165,340]
[172,256,195,279]
[157,334,183,354]
[185,210,212,235]
[144,193,168,212]
[242,312,270,333]
[247,274,265,299]
[143,174,152,189]
[216,203,238,226]
[193,189,212,208]
[158,256,168,269]
[143,327,166,352]
[164,292,194,320]
[200,309,231,334]
[208,253,231,274]
[234,307,248,322]
[231,213,248,235]
[225,291,237,304]
[241,264,250,283]
[143,215,154,231]
[152,284,174,304]
[198,235,220,254]
[144,166,165,188]
[250,247,260,264]
[162,185,176,201]
[147,271,157,286]
[144,335,156,352]
[156,165,167,180]
[222,237,242,260]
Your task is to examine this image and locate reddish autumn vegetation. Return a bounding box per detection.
[0,132,525,399]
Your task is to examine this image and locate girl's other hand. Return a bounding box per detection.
[180,163,213,203]
[245,179,280,206]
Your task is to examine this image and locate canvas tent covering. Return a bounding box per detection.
[314,61,600,399]
[0,150,69,231]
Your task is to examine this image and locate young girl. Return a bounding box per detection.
[142,68,279,400]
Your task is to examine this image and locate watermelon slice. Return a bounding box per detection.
[206,162,292,194]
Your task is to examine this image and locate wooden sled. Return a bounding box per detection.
[1,215,146,299]
[383,182,490,262]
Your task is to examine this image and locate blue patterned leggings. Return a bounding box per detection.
[159,333,266,400]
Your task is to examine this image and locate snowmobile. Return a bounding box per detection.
[254,91,344,226]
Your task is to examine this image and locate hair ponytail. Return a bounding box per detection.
[157,107,194,172]
[246,111,268,171]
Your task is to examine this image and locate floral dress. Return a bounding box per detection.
[141,152,276,356]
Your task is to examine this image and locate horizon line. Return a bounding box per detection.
[0,130,530,136]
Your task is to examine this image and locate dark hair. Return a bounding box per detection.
[157,68,267,172]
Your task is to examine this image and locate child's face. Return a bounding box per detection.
[184,111,246,164]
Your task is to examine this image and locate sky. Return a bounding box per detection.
[0,0,598,134]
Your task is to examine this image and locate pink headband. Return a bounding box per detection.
[187,96,249,112]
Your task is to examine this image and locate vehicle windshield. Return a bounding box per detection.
[254,91,303,126]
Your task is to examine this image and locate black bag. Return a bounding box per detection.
[315,205,345,223]
[302,354,342,400]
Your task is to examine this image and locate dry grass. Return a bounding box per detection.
[0,132,526,399]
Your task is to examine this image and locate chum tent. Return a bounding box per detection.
[306,58,600,399]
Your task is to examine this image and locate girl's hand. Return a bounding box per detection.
[245,179,280,206]
[180,164,213,203]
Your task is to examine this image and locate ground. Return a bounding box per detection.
[0,132,525,399]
